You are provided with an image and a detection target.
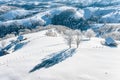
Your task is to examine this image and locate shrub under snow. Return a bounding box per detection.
[45,29,57,37]
[85,29,96,39]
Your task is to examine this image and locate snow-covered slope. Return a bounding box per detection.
[0,5,17,14]
[0,9,38,21]
[0,30,120,80]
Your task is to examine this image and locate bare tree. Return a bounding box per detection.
[85,29,95,40]
[74,30,82,48]
[64,30,73,48]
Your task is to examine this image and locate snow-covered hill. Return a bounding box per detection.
[0,0,120,38]
[0,0,120,25]
[0,29,120,80]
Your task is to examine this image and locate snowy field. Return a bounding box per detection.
[0,30,120,80]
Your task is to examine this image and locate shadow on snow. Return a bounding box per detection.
[29,48,76,73]
[0,40,29,56]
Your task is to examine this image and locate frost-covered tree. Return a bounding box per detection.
[64,30,74,48]
[85,29,95,40]
[74,30,82,48]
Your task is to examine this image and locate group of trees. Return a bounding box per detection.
[43,25,96,48]
[64,29,95,48]
[0,24,69,40]
[0,18,44,38]
[97,24,120,40]
[102,32,120,41]
[44,25,95,48]
[0,24,96,50]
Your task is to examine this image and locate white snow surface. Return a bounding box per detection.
[0,30,120,80]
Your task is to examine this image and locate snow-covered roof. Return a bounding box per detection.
[17,35,24,41]
[105,37,115,45]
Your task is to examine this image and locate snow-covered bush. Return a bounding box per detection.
[85,29,96,39]
[45,29,57,37]
[45,25,70,35]
[36,26,47,31]
[54,25,70,34]
[19,29,31,35]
